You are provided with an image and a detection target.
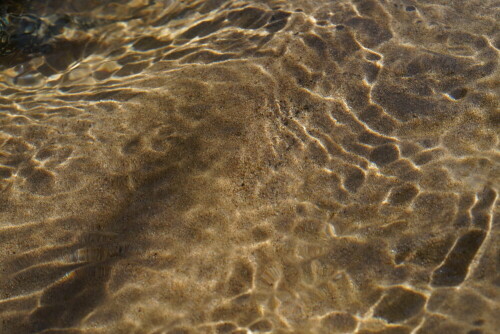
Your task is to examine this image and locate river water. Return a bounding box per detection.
[0,0,498,333]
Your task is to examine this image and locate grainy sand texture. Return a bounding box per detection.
[0,0,498,333]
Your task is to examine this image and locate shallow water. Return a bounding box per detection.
[0,0,498,333]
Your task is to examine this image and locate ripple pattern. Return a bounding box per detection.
[0,0,498,333]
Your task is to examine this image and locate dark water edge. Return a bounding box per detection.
[0,0,498,333]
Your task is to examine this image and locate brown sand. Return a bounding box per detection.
[0,0,498,333]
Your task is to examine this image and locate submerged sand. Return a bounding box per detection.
[0,0,498,333]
